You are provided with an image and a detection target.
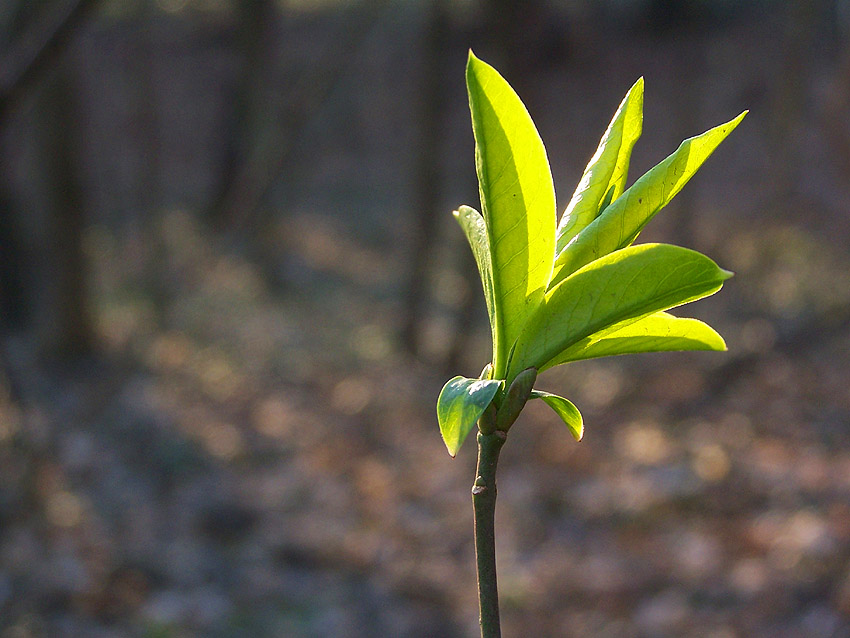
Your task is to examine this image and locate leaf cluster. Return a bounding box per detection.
[438,52,744,456]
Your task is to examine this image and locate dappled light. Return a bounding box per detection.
[615,420,673,466]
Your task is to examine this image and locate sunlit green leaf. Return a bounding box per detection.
[542,311,726,369]
[530,390,583,441]
[454,206,497,357]
[479,362,494,380]
[441,56,741,451]
[551,111,747,288]
[507,243,732,379]
[437,376,502,457]
[556,77,644,252]
[466,50,556,377]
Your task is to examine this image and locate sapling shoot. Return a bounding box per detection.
[437,51,745,638]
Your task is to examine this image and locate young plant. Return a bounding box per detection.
[437,51,745,638]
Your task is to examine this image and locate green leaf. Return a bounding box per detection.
[551,111,747,288]
[467,50,556,378]
[507,243,732,379]
[437,376,502,457]
[542,311,726,369]
[479,362,494,380]
[530,390,583,441]
[454,206,497,358]
[556,77,644,253]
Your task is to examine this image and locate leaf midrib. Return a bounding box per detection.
[509,268,720,378]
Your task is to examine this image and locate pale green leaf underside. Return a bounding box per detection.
[467,50,556,377]
[556,77,644,252]
[530,390,583,441]
[454,206,497,357]
[551,111,747,287]
[437,376,501,457]
[542,311,726,369]
[507,243,731,379]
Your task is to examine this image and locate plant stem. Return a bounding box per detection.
[473,429,506,638]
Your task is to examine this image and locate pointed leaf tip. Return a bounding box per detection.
[530,390,583,441]
[509,243,731,378]
[541,312,729,368]
[556,75,645,253]
[466,51,556,377]
[437,376,501,457]
[552,109,748,282]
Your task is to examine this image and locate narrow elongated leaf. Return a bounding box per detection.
[507,243,732,379]
[454,206,497,356]
[556,78,644,252]
[530,390,583,441]
[437,376,502,457]
[467,51,556,377]
[542,311,726,369]
[551,111,747,288]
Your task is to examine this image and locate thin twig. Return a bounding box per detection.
[473,430,506,638]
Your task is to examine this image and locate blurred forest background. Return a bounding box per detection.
[2,0,850,636]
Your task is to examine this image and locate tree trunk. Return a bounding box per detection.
[209,0,278,229]
[37,56,95,360]
[0,187,29,329]
[401,0,449,355]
